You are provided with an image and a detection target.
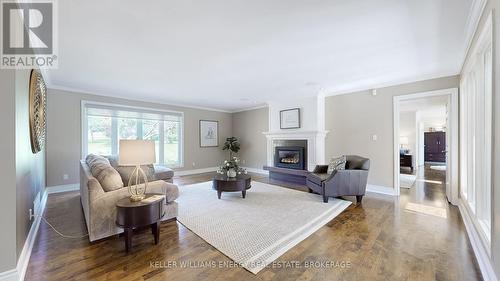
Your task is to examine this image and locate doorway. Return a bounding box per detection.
[393,88,459,205]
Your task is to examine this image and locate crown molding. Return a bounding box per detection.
[322,70,460,97]
[231,104,269,113]
[47,84,272,114]
[47,84,234,113]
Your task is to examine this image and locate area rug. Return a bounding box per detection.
[176,181,351,274]
[400,174,417,188]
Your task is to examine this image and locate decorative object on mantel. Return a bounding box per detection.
[29,69,47,154]
[280,108,300,129]
[119,140,156,202]
[199,120,219,147]
[217,157,247,178]
[222,137,240,158]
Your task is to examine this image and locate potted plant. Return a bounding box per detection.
[222,137,240,159]
[217,157,246,178]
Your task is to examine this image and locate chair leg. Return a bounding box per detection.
[356,195,363,203]
[323,195,329,203]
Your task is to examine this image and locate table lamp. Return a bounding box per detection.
[119,140,156,202]
[400,136,409,149]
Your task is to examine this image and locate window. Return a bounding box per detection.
[459,14,492,248]
[87,116,112,155]
[83,102,183,168]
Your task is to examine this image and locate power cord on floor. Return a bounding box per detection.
[32,214,89,239]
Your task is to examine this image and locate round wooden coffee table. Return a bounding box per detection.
[212,174,251,199]
[116,193,165,253]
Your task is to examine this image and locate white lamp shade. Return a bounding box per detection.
[400,136,409,145]
[119,140,156,166]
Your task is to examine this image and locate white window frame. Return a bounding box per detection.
[459,12,493,255]
[81,101,184,168]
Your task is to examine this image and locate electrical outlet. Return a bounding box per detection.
[29,209,34,221]
[192,162,196,167]
[372,134,378,141]
[242,159,246,164]
[63,174,69,180]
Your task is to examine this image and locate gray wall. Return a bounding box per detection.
[46,89,232,187]
[0,70,18,272]
[232,107,269,169]
[467,1,500,277]
[0,69,45,272]
[15,70,45,257]
[325,76,459,187]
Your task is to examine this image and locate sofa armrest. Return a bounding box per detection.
[162,182,179,203]
[312,165,329,173]
[91,180,178,204]
[88,178,106,200]
[153,165,174,182]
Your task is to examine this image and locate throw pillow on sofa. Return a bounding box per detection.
[86,154,124,192]
[327,155,346,174]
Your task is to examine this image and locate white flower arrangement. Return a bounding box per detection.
[217,157,247,175]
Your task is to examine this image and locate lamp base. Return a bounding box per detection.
[127,165,149,202]
[129,194,146,202]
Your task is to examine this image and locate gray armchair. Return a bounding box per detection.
[307,155,370,203]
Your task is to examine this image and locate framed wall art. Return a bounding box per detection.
[199,120,219,147]
[280,108,300,129]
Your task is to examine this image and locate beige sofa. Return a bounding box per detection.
[80,157,179,242]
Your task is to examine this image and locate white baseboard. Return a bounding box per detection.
[0,269,18,281]
[46,183,80,194]
[0,188,50,281]
[366,184,396,196]
[174,167,218,176]
[458,200,498,281]
[243,167,269,175]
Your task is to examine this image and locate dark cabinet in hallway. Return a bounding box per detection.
[424,131,446,163]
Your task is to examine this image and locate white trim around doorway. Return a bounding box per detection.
[392,88,459,205]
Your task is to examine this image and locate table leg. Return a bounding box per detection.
[151,222,160,245]
[124,227,133,253]
[217,190,222,199]
[242,189,246,198]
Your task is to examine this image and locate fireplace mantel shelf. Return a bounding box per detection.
[262,130,329,137]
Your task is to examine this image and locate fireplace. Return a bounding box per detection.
[274,146,305,170]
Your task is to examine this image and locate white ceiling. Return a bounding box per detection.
[399,95,448,112]
[400,96,447,127]
[46,0,475,111]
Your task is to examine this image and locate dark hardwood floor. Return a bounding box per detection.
[25,168,482,281]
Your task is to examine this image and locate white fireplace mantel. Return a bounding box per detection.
[263,130,329,171]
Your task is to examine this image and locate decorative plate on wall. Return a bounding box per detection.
[29,69,47,154]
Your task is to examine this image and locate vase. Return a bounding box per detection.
[227,169,237,178]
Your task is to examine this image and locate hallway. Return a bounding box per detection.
[400,165,448,209]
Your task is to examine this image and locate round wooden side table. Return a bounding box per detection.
[116,193,165,253]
